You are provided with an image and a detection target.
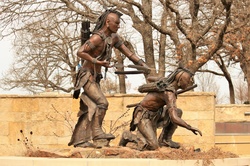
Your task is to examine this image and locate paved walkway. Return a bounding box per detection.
[0,156,249,166]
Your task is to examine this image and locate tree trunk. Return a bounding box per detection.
[241,32,250,103]
[114,48,126,94]
[241,61,250,103]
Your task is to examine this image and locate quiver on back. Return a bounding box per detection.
[138,82,159,93]
[138,67,194,93]
[138,80,169,93]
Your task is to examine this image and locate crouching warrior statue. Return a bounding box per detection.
[119,67,202,150]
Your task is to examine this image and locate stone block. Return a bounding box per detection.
[215,143,250,156]
[215,135,250,144]
[178,92,215,112]
[182,110,214,120]
[0,98,13,111]
[12,98,39,112]
[0,136,9,145]
[237,157,250,165]
[32,157,88,166]
[31,135,58,145]
[0,122,9,136]
[37,98,58,112]
[105,110,130,122]
[87,158,149,166]
[197,120,215,136]
[72,98,80,112]
[8,122,26,145]
[57,136,72,145]
[216,122,250,134]
[0,111,27,122]
[212,158,238,166]
[174,119,214,137]
[0,156,34,166]
[215,105,250,122]
[24,120,72,138]
[107,96,123,109]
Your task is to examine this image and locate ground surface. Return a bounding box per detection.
[26,145,238,161]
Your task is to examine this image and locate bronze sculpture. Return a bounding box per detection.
[68,9,150,148]
[119,67,202,150]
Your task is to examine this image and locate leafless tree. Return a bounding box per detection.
[234,76,248,104]
[217,1,250,103]
[196,72,219,92]
[1,13,80,93]
[0,0,234,97]
[195,68,225,104]
[100,77,119,94]
[0,1,101,93]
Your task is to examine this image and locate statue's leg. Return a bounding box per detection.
[137,118,159,150]
[92,108,115,140]
[91,108,115,148]
[158,108,183,149]
[159,123,180,148]
[68,100,94,148]
[83,80,115,148]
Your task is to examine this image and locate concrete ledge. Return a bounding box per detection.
[0,156,250,166]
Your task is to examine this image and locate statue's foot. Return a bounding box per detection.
[93,139,110,148]
[93,133,115,140]
[119,130,139,147]
[118,137,128,147]
[160,140,180,149]
[119,131,130,146]
[74,141,95,148]
[68,141,73,146]
[119,131,131,146]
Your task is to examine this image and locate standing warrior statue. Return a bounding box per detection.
[68,9,150,148]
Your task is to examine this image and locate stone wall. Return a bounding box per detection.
[174,92,215,150]
[215,105,250,155]
[0,91,242,156]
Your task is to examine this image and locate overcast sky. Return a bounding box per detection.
[0,37,17,94]
[0,37,13,73]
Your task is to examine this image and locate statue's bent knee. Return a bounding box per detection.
[176,108,183,117]
[96,97,109,110]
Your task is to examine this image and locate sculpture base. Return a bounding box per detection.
[93,139,110,148]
